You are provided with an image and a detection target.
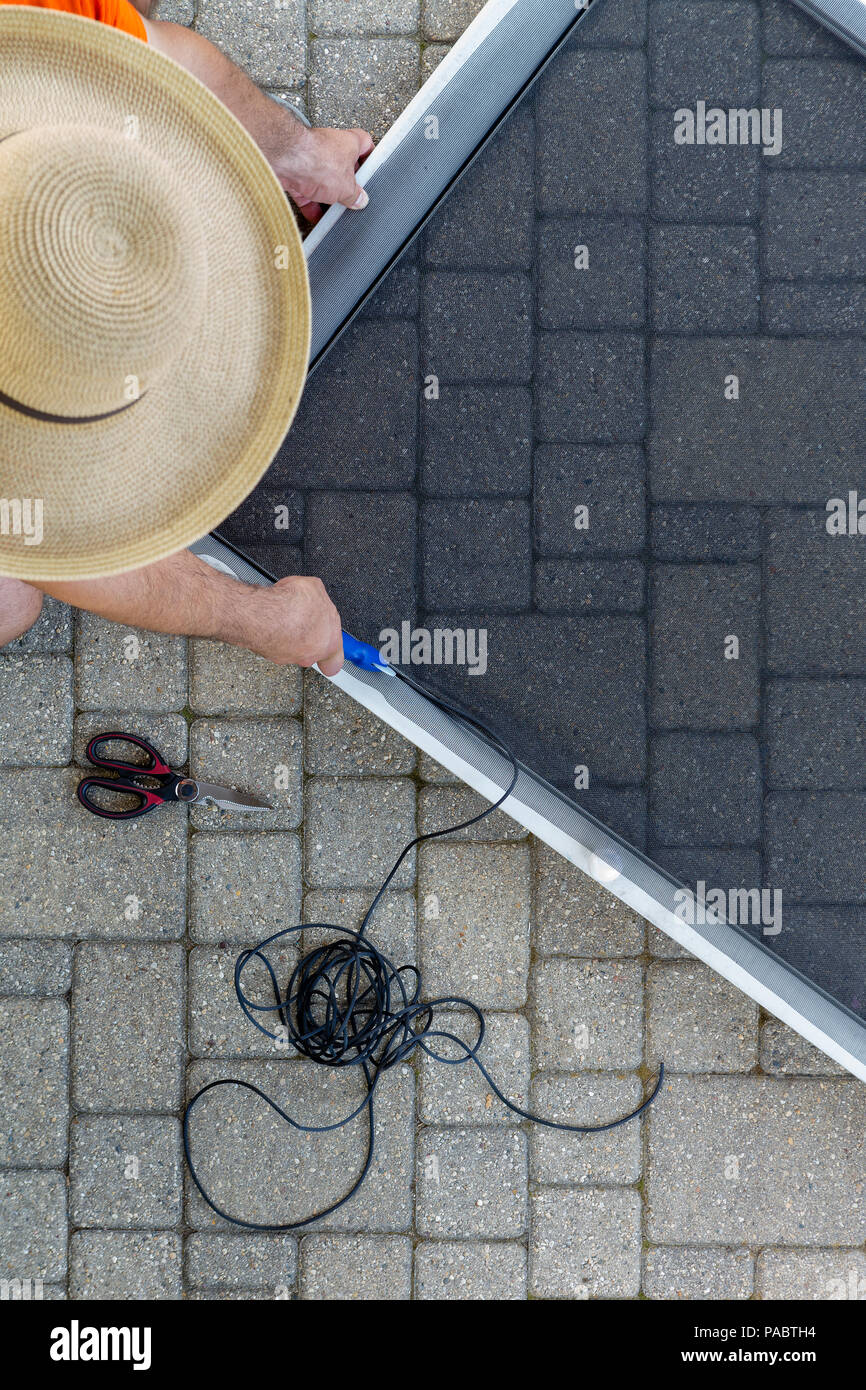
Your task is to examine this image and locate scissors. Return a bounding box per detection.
[77,731,272,820]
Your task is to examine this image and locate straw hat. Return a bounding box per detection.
[0,6,310,581]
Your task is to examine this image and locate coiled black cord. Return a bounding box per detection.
[183,666,664,1230]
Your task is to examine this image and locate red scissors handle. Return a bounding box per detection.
[84,731,173,777]
[77,731,190,820]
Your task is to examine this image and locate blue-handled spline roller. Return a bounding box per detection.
[342,631,394,674]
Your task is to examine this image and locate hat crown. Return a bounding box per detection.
[0,124,207,418]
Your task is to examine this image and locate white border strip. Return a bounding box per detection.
[328,662,866,1083]
[302,0,523,258]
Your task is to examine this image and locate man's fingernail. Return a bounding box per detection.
[352,187,369,209]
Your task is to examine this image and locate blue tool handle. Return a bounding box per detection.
[342,631,392,673]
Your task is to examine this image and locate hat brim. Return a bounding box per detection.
[0,7,310,581]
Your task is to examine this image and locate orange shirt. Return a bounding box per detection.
[0,0,147,41]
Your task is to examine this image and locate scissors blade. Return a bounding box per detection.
[191,781,273,810]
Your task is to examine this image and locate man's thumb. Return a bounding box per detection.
[349,184,369,210]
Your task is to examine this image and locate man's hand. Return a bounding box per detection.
[249,575,344,674]
[275,126,374,224]
[142,17,373,223]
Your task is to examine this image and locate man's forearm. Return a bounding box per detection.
[39,550,267,649]
[141,18,305,168]
[34,549,345,673]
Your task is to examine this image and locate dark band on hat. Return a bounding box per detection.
[0,390,145,426]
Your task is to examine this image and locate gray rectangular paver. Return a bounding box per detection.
[762,0,851,56]
[535,559,644,613]
[537,216,645,330]
[189,718,303,830]
[303,888,416,968]
[647,962,759,1072]
[421,499,531,611]
[532,957,644,1071]
[649,338,866,502]
[650,564,760,729]
[647,1074,866,1244]
[534,444,646,557]
[0,1171,67,1282]
[649,733,762,846]
[536,333,646,444]
[70,1232,182,1300]
[649,0,760,106]
[0,998,68,1165]
[423,106,535,269]
[304,672,416,775]
[530,1188,641,1299]
[756,1249,866,1301]
[421,0,485,41]
[72,943,185,1111]
[300,1235,412,1300]
[765,171,866,279]
[533,842,645,957]
[414,1240,526,1300]
[652,848,763,904]
[763,59,866,168]
[762,281,866,334]
[577,0,646,45]
[69,1116,182,1228]
[650,505,761,562]
[643,1246,753,1300]
[650,109,761,222]
[190,831,302,945]
[421,384,532,497]
[0,656,73,765]
[188,944,297,1058]
[766,509,866,674]
[309,38,419,140]
[415,1127,527,1238]
[312,0,419,33]
[190,641,302,716]
[75,613,187,711]
[0,771,187,939]
[765,792,866,902]
[650,226,759,334]
[537,48,647,215]
[766,680,866,790]
[196,0,305,86]
[760,1019,846,1077]
[185,1232,297,1294]
[579,785,648,850]
[422,272,533,381]
[305,778,416,888]
[420,40,450,81]
[0,941,72,996]
[529,1074,643,1185]
[418,842,531,1010]
[418,1011,530,1125]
